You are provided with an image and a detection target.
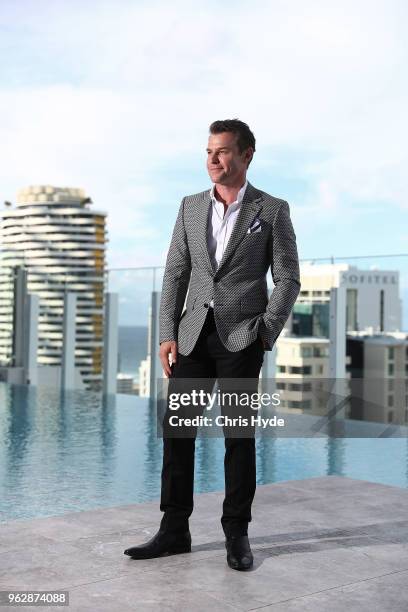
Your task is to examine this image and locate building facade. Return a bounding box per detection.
[347,331,408,425]
[0,185,107,389]
[294,263,401,336]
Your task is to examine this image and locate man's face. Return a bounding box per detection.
[206,131,252,185]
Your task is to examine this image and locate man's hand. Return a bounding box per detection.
[259,336,268,350]
[257,330,268,350]
[159,341,178,378]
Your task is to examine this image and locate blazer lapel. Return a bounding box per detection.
[197,181,264,276]
[196,189,215,275]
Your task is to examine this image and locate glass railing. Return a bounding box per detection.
[0,255,407,430]
[106,266,164,395]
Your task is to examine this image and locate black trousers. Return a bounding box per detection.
[159,307,265,538]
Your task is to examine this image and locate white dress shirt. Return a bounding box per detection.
[207,180,248,308]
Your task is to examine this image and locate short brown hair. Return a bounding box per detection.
[209,119,256,161]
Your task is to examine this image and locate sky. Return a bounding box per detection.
[0,0,407,326]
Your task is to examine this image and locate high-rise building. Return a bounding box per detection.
[346,331,408,425]
[0,185,107,389]
[294,263,401,336]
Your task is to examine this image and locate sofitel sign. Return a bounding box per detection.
[340,273,398,285]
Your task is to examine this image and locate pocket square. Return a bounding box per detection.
[247,218,262,234]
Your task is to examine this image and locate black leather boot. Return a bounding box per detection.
[225,535,254,570]
[124,529,191,559]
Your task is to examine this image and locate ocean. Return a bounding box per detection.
[117,326,148,382]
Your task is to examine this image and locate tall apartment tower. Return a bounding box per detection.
[0,185,107,389]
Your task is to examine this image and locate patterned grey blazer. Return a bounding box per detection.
[159,181,301,354]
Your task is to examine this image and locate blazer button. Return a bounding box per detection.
[204,303,209,308]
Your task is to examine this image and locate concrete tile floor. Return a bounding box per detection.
[1,476,408,611]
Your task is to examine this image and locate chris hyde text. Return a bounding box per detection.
[168,415,285,428]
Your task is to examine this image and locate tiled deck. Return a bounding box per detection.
[1,476,408,611]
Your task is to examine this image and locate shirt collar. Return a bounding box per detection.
[210,179,248,207]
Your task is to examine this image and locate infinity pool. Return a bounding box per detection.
[1,382,408,522]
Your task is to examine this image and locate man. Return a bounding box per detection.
[124,119,301,570]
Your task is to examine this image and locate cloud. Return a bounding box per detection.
[0,0,406,273]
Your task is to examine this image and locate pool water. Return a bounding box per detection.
[1,383,407,522]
